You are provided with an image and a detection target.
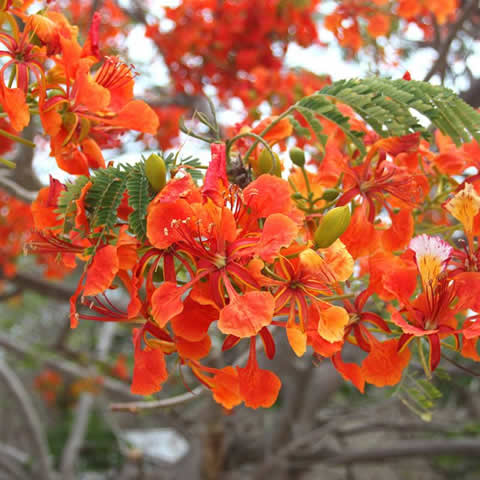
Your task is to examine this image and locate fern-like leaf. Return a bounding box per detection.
[56,176,89,233]
[294,78,480,154]
[126,162,151,242]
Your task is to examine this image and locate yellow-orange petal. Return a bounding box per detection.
[286,326,307,357]
[75,60,111,112]
[0,85,29,132]
[252,116,292,144]
[320,239,354,282]
[317,306,349,343]
[237,361,281,409]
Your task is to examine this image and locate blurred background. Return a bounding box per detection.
[1,1,480,479]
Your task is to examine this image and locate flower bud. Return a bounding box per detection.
[289,147,305,167]
[257,149,282,177]
[258,148,274,175]
[314,205,351,249]
[322,188,339,201]
[145,153,167,192]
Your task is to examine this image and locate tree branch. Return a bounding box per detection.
[0,331,136,400]
[60,323,117,479]
[0,173,37,203]
[0,359,54,480]
[324,438,480,465]
[110,385,205,412]
[424,0,478,82]
[1,270,75,301]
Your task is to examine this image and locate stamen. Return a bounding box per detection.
[95,56,138,90]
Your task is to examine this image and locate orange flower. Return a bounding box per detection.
[41,56,159,175]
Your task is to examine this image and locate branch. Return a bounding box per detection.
[110,385,205,412]
[324,438,480,465]
[0,359,54,480]
[0,331,136,399]
[461,76,480,108]
[1,270,75,301]
[0,173,37,203]
[424,0,478,82]
[0,287,23,302]
[60,323,117,479]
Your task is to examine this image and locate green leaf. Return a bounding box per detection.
[56,176,89,233]
[294,78,480,154]
[126,162,151,242]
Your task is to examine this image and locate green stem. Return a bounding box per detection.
[325,293,355,301]
[226,132,275,163]
[417,337,432,380]
[7,66,15,88]
[0,129,35,148]
[242,107,294,163]
[0,157,15,168]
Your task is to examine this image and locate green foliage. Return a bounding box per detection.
[164,151,205,181]
[56,176,89,233]
[56,154,199,242]
[393,372,444,421]
[126,162,150,242]
[48,409,122,471]
[294,78,480,154]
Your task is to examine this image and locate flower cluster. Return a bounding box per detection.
[29,102,480,408]
[0,3,159,175]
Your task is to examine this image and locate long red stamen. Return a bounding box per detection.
[95,56,137,90]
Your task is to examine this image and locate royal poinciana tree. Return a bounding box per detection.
[2,1,480,479]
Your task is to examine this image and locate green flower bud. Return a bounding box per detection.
[257,149,282,177]
[322,188,339,201]
[258,148,274,175]
[145,153,167,192]
[289,147,305,167]
[314,205,351,249]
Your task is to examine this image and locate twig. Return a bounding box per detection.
[1,271,75,301]
[0,359,54,480]
[0,331,136,399]
[324,438,480,465]
[60,323,117,480]
[424,0,477,82]
[0,173,37,203]
[110,385,205,412]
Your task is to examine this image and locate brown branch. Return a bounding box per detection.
[60,323,117,480]
[324,438,480,465]
[2,271,75,302]
[110,385,205,412]
[0,174,37,203]
[461,76,480,108]
[0,287,23,302]
[0,359,54,480]
[0,332,136,400]
[424,0,478,82]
